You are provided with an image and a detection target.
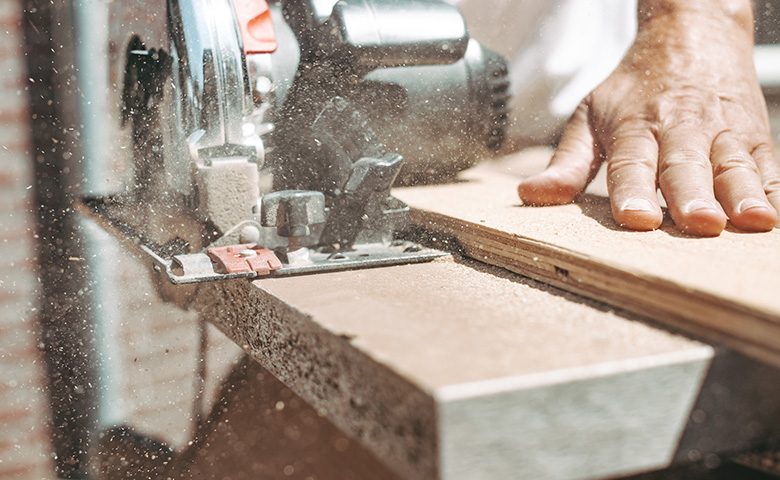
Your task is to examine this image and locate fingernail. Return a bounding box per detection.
[737,198,771,214]
[683,200,719,214]
[621,198,654,212]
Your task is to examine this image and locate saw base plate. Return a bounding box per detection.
[78,196,449,285]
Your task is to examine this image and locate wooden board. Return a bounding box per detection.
[195,259,712,480]
[395,148,780,367]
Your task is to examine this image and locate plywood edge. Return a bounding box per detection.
[410,209,780,368]
[435,347,714,480]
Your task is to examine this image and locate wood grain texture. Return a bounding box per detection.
[395,148,780,367]
[195,259,711,479]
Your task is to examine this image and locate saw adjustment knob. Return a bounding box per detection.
[261,190,326,240]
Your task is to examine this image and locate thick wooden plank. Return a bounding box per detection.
[195,259,711,479]
[395,148,780,367]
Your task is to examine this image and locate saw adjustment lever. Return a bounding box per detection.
[261,190,326,262]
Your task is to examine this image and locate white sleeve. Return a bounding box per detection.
[448,0,637,145]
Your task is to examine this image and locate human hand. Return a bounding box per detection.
[517,0,780,236]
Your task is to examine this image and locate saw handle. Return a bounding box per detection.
[232,0,278,54]
[283,0,469,70]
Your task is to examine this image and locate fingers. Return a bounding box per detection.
[518,102,600,205]
[605,125,663,231]
[711,132,777,231]
[518,98,777,236]
[658,127,727,236]
[752,142,780,228]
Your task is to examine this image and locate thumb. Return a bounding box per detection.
[518,101,601,205]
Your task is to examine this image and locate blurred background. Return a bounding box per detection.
[1,1,779,479]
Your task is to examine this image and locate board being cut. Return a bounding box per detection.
[196,259,710,480]
[395,148,780,367]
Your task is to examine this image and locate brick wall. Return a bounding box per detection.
[0,1,55,479]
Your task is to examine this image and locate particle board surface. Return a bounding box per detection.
[254,260,698,389]
[395,148,780,367]
[196,259,712,479]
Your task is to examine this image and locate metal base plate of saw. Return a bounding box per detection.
[86,0,508,287]
[80,197,445,285]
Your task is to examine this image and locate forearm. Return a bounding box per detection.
[628,0,756,79]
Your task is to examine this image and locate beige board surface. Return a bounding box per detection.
[395,148,780,367]
[197,259,711,479]
[258,260,699,390]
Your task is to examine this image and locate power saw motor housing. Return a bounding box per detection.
[118,0,509,299]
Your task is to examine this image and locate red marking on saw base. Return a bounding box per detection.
[207,243,282,275]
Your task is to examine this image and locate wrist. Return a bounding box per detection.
[638,0,754,33]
